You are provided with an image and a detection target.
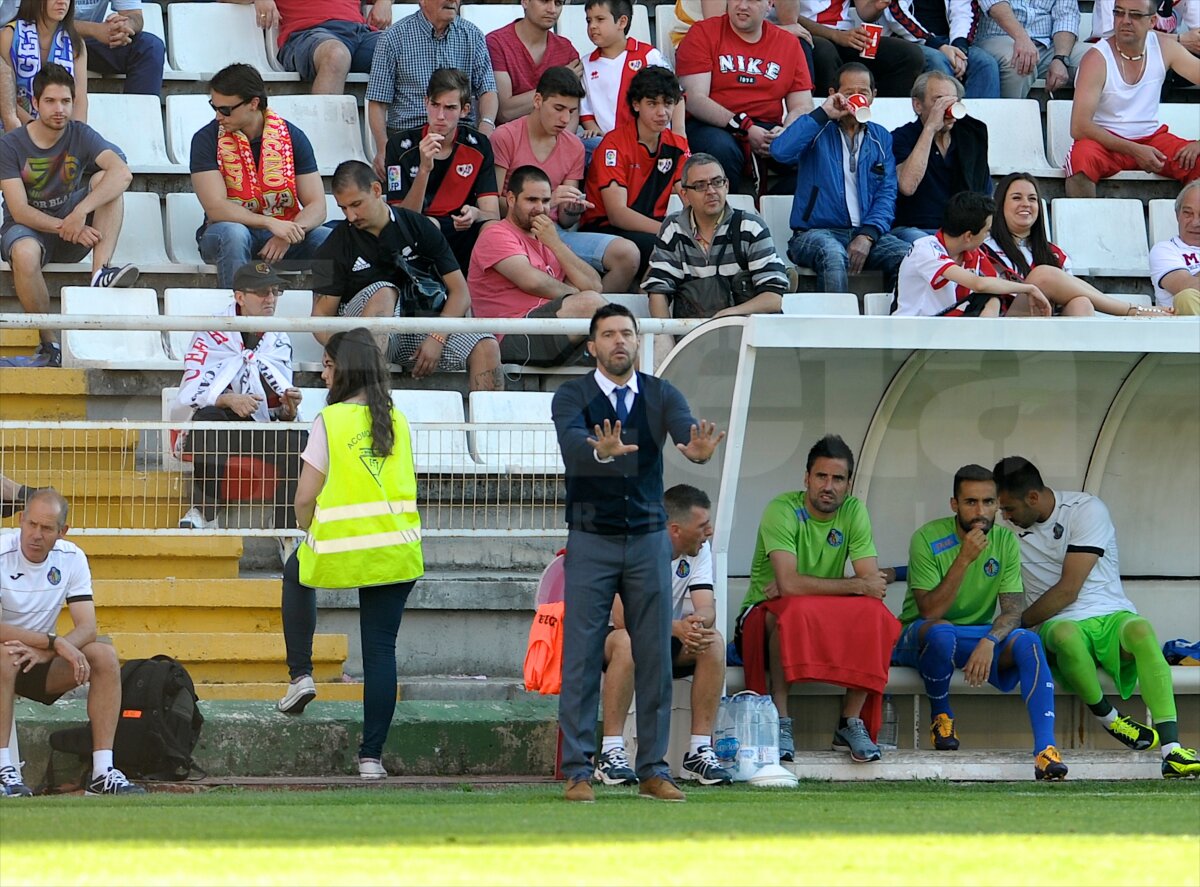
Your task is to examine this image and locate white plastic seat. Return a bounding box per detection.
[164,192,213,271]
[863,292,893,316]
[1047,101,1200,179]
[558,5,650,56]
[29,192,181,274]
[163,288,234,360]
[160,387,192,473]
[1148,199,1177,247]
[759,194,797,268]
[362,3,419,27]
[605,293,651,317]
[88,94,182,173]
[1108,292,1154,309]
[781,292,860,315]
[666,193,757,216]
[274,289,325,371]
[165,94,213,167]
[325,194,344,226]
[654,5,682,67]
[269,95,370,173]
[1049,198,1149,276]
[142,1,197,80]
[468,391,563,474]
[60,287,178,370]
[460,4,523,34]
[167,2,299,79]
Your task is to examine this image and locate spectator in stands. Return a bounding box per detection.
[795,0,926,98]
[176,261,307,565]
[975,0,1087,98]
[0,0,89,132]
[771,63,909,294]
[72,0,164,98]
[1150,180,1200,315]
[984,173,1173,315]
[386,67,500,273]
[580,67,689,271]
[1090,0,1193,45]
[488,0,581,125]
[894,464,1067,780]
[0,63,136,368]
[737,434,900,764]
[892,71,991,243]
[580,0,683,146]
[190,63,329,289]
[893,191,1051,316]
[1065,0,1200,198]
[644,153,787,319]
[0,488,146,797]
[882,0,1000,98]
[492,66,640,293]
[468,165,606,368]
[672,1,818,59]
[596,485,735,788]
[366,0,498,177]
[994,455,1200,779]
[313,160,501,391]
[675,0,814,195]
[228,0,393,95]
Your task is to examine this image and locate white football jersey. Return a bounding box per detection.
[670,541,714,620]
[0,533,93,633]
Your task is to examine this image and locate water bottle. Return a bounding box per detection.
[878,694,898,750]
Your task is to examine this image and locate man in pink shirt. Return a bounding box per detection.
[469,165,607,367]
[237,0,392,95]
[487,0,582,124]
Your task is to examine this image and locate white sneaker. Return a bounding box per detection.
[179,507,218,530]
[277,675,316,714]
[358,758,387,780]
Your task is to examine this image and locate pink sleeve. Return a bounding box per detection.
[491,123,517,169]
[301,413,330,475]
[473,224,519,274]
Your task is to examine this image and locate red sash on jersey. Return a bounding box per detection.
[582,38,656,130]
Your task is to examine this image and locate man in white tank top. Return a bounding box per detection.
[1065,0,1200,197]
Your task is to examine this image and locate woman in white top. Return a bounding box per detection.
[983,173,1172,316]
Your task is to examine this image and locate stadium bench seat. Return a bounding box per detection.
[460,4,523,34]
[1108,292,1154,309]
[1049,198,1149,276]
[782,292,860,316]
[164,192,214,272]
[269,95,370,173]
[666,193,757,216]
[167,2,299,79]
[163,289,235,361]
[863,292,893,316]
[1047,101,1200,178]
[60,287,178,370]
[468,391,563,474]
[1148,199,1177,247]
[165,94,214,167]
[654,5,681,67]
[557,4,650,57]
[88,94,183,174]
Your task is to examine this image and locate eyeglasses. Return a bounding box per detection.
[242,286,281,297]
[209,98,249,117]
[1112,7,1153,19]
[680,177,729,193]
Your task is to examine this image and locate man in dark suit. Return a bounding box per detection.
[551,303,725,803]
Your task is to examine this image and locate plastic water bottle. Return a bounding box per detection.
[878,694,898,750]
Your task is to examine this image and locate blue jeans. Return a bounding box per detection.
[281,552,416,760]
[198,221,331,288]
[919,44,1000,99]
[892,225,936,244]
[788,227,911,293]
[84,32,165,96]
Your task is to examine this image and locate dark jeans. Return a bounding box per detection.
[84,32,165,95]
[685,122,798,196]
[811,35,925,97]
[281,552,415,760]
[184,406,306,529]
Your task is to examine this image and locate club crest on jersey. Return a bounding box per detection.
[930,533,959,556]
[605,149,618,167]
[1053,523,1064,540]
[676,560,690,578]
[628,59,643,72]
[657,158,673,174]
[983,557,1000,577]
[456,163,474,177]
[827,529,844,547]
[48,566,61,585]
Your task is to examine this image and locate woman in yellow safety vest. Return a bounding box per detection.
[277,327,424,780]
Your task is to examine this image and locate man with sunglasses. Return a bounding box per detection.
[190,63,329,288]
[1065,0,1200,197]
[644,152,787,319]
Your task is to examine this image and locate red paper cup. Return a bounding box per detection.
[846,92,871,123]
[945,101,967,120]
[860,23,883,60]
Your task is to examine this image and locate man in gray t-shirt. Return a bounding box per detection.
[0,64,136,368]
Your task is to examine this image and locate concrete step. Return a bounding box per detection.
[398,676,537,702]
[10,469,186,529]
[783,749,1169,781]
[78,578,284,633]
[196,682,365,702]
[73,536,243,579]
[0,426,138,453]
[14,697,559,778]
[0,368,89,419]
[0,328,40,359]
[106,632,347,684]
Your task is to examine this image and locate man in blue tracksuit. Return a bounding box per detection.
[769,62,911,294]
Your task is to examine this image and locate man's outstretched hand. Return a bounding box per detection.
[589,419,639,460]
[676,420,725,464]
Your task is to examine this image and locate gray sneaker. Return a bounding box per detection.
[832,717,882,763]
[778,716,794,763]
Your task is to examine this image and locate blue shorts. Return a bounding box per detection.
[558,227,615,275]
[892,619,1022,693]
[278,20,379,81]
[0,189,91,265]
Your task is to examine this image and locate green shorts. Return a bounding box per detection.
[1040,610,1141,699]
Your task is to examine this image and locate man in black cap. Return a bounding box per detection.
[174,261,307,565]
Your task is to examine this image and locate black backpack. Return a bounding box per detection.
[46,655,205,786]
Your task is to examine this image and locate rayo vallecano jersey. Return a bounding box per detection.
[1002,490,1135,622]
[670,541,714,620]
[0,533,93,633]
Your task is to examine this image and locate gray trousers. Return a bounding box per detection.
[559,528,674,782]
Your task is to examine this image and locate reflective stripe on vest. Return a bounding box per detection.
[297,402,424,589]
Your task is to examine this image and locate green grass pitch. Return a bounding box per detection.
[2,781,1197,885]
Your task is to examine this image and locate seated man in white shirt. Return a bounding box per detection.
[1149,180,1200,315]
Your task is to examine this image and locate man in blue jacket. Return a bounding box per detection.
[769,62,911,294]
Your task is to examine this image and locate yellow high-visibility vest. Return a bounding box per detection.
[298,402,424,589]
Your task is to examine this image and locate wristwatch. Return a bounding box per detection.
[1052,54,1071,67]
[46,632,57,650]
